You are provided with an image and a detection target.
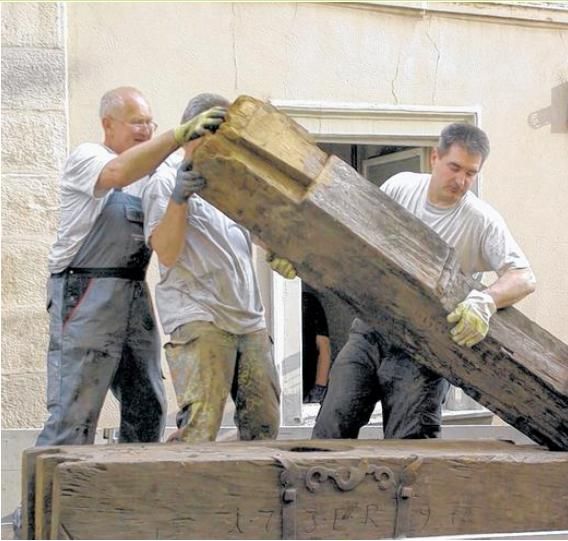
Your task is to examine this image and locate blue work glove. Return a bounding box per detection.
[447,289,496,347]
[171,159,206,204]
[305,384,327,404]
[173,106,227,145]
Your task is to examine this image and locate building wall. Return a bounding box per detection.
[1,2,68,428]
[2,2,567,431]
[65,1,568,335]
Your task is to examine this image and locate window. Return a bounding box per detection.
[363,147,431,188]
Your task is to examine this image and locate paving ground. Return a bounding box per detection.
[2,520,15,540]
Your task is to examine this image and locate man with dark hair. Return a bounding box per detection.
[142,93,295,443]
[313,123,535,441]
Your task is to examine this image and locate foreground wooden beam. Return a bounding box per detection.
[22,441,568,540]
[193,96,568,451]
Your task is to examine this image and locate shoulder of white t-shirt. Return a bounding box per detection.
[390,171,427,184]
[164,150,183,168]
[69,142,114,160]
[461,190,505,225]
[153,158,177,179]
[145,163,176,200]
[63,142,111,171]
[60,143,114,196]
[381,171,428,193]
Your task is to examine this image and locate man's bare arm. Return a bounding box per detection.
[97,132,179,193]
[484,267,536,309]
[315,335,331,386]
[149,200,188,268]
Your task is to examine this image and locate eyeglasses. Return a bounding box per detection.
[109,117,158,131]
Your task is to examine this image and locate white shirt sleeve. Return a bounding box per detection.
[142,163,176,245]
[379,172,406,198]
[62,143,115,198]
[47,144,116,272]
[480,213,532,275]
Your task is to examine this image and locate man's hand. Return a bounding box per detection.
[447,289,497,347]
[305,384,327,404]
[266,252,297,279]
[166,427,186,443]
[171,160,206,204]
[173,106,227,145]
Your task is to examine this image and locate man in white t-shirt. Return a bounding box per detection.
[36,87,227,448]
[313,123,536,441]
[142,93,295,443]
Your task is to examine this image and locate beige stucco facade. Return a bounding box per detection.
[2,1,567,434]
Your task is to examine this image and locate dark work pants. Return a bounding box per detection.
[312,319,449,440]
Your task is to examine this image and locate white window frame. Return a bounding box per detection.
[362,147,432,186]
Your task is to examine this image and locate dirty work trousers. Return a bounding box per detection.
[312,318,449,440]
[165,321,281,443]
[35,274,166,446]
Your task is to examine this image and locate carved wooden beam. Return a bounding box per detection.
[192,96,568,451]
[42,441,568,539]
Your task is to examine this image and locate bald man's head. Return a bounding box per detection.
[100,87,143,119]
[100,87,155,153]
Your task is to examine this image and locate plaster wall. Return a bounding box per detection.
[2,1,567,432]
[66,1,568,337]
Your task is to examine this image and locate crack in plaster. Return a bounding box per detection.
[391,50,401,104]
[426,16,441,104]
[559,30,568,83]
[232,4,239,92]
[283,4,299,99]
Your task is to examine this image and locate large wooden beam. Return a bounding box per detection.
[20,447,60,540]
[39,440,568,539]
[192,96,568,451]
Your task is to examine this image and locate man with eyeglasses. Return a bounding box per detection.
[14,86,225,537]
[36,86,227,448]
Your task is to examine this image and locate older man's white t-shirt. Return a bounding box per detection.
[47,143,149,273]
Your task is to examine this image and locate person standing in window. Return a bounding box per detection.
[302,288,331,403]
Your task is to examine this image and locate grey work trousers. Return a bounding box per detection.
[312,318,450,440]
[36,274,166,446]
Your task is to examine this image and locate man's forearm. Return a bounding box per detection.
[149,200,188,267]
[315,335,331,386]
[97,131,179,192]
[484,268,536,309]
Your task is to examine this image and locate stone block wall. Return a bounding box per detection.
[1,3,68,429]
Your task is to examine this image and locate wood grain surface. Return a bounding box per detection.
[192,96,568,451]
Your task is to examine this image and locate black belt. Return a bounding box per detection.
[51,267,146,281]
